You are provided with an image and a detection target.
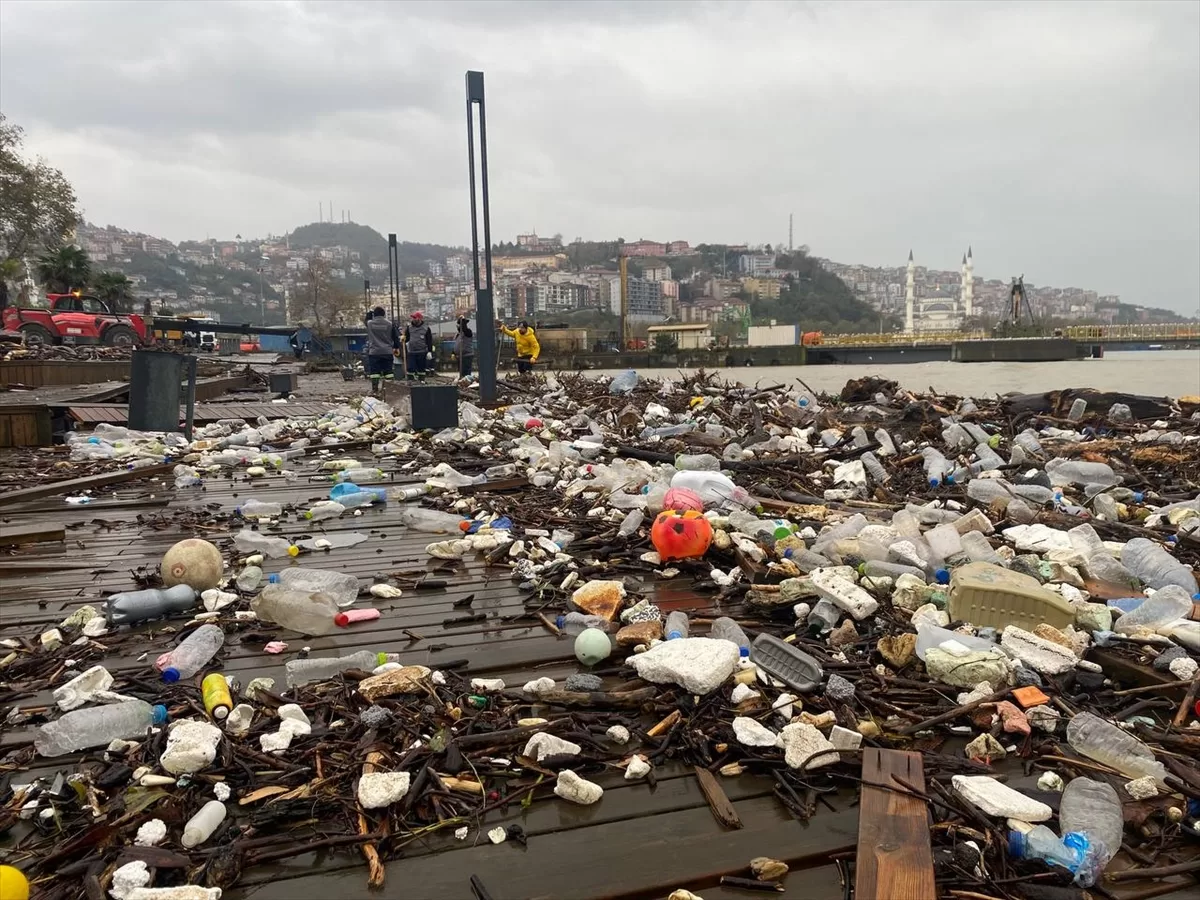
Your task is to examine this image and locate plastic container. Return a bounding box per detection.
[34,699,168,757]
[105,585,198,626]
[235,566,264,592]
[670,471,753,510]
[285,650,390,687]
[397,507,470,533]
[273,568,360,607]
[202,673,233,720]
[1067,398,1088,421]
[1121,538,1198,593]
[710,617,751,657]
[664,610,689,640]
[233,529,298,559]
[861,451,889,484]
[556,612,616,636]
[252,584,340,635]
[1045,459,1120,488]
[675,453,721,472]
[157,624,225,682]
[303,500,346,521]
[182,800,227,848]
[618,509,645,539]
[237,499,282,519]
[1111,584,1194,635]
[948,562,1075,632]
[1059,777,1123,877]
[750,633,823,692]
[1066,712,1168,785]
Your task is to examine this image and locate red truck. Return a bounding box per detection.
[1,292,150,347]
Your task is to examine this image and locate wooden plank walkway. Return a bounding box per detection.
[855,748,935,900]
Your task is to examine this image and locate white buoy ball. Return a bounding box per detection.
[161,539,224,590]
[574,628,612,667]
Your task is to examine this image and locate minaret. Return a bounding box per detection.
[963,246,974,317]
[905,250,915,333]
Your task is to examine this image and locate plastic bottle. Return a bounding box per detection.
[273,568,360,607]
[972,443,1006,472]
[1085,553,1139,593]
[484,463,520,480]
[285,650,389,687]
[670,471,753,510]
[1091,493,1119,521]
[1107,403,1132,421]
[105,585,198,626]
[252,584,340,635]
[1112,584,1194,634]
[921,447,952,486]
[1067,398,1088,421]
[710,616,750,655]
[182,800,227,848]
[556,612,617,636]
[618,509,645,539]
[233,529,298,559]
[807,597,841,635]
[1008,824,1081,872]
[959,531,1003,565]
[397,507,470,533]
[1121,539,1199,593]
[1066,712,1168,784]
[157,624,225,682]
[237,499,282,519]
[334,467,386,484]
[874,428,897,456]
[1059,777,1123,880]
[34,699,168,757]
[202,673,233,720]
[1014,430,1043,454]
[330,482,388,505]
[664,610,689,640]
[863,560,927,580]
[1045,459,1120,488]
[675,453,721,472]
[861,451,889,484]
[641,422,696,439]
[236,565,263,592]
[390,485,429,502]
[304,500,346,521]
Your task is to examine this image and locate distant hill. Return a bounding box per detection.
[287,222,464,273]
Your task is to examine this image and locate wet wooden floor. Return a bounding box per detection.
[1,462,1195,899]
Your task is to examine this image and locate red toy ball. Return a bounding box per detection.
[651,509,713,561]
[525,418,543,430]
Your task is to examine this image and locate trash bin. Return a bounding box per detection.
[128,350,197,435]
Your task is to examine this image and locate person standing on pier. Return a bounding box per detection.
[497,319,540,374]
[455,316,474,379]
[403,311,434,380]
[365,306,400,395]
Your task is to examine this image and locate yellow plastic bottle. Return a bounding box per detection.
[0,865,30,900]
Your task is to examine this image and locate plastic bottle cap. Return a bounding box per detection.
[268,574,280,584]
[668,631,682,640]
[287,545,300,557]
[935,569,950,585]
[929,479,940,487]
[212,706,229,720]
[739,647,750,658]
[162,667,181,683]
[1133,492,1144,502]
[556,615,566,628]
[151,704,169,724]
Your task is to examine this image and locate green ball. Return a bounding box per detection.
[987,434,1002,449]
[574,628,612,667]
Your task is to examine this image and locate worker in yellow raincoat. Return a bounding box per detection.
[497,319,540,374]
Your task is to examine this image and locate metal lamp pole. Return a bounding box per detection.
[466,70,497,402]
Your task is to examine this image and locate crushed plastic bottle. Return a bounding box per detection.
[608,370,639,394]
[556,612,617,636]
[233,529,298,559]
[235,565,263,592]
[273,568,360,608]
[303,500,346,521]
[675,453,721,472]
[1008,824,1081,872]
[285,650,390,687]
[1121,538,1199,593]
[35,699,168,757]
[1059,777,1123,882]
[1045,459,1120,488]
[252,584,340,635]
[236,499,282,519]
[617,509,645,539]
[397,507,470,533]
[105,585,198,626]
[1066,712,1168,785]
[1111,583,1194,634]
[664,610,689,640]
[710,616,750,656]
[1068,398,1088,421]
[156,624,225,682]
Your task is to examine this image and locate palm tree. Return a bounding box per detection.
[36,246,91,293]
[93,271,134,313]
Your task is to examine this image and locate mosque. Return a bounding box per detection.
[904,247,974,333]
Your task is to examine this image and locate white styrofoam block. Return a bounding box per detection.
[625,755,651,780]
[522,733,582,762]
[606,725,631,745]
[554,769,603,805]
[733,717,780,747]
[160,720,222,775]
[110,861,151,900]
[952,775,1052,822]
[810,569,879,620]
[357,771,411,809]
[779,723,839,770]
[628,637,739,694]
[1000,626,1077,675]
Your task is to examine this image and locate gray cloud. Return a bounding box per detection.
[1,0,1196,312]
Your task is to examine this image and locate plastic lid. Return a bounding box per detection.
[739,647,750,658]
[944,474,955,485]
[212,705,229,720]
[375,652,388,667]
[268,573,280,583]
[935,568,950,585]
[334,612,350,627]
[1133,492,1144,502]
[287,545,300,557]
[1007,830,1025,858]
[783,548,794,559]
[151,704,169,725]
[667,631,683,640]
[556,615,565,628]
[928,478,940,487]
[161,667,181,683]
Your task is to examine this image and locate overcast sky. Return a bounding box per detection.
[2,0,1197,312]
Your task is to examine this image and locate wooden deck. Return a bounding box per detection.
[2,462,1196,899]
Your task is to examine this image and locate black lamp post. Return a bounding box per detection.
[387,233,399,323]
[466,70,496,402]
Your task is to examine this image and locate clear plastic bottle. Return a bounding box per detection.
[105,585,198,626]
[1046,459,1119,488]
[252,584,340,635]
[710,617,750,655]
[1059,777,1123,879]
[863,559,927,580]
[1111,584,1194,635]
[234,529,298,559]
[675,453,721,472]
[303,500,346,521]
[1092,493,1119,521]
[618,509,645,538]
[35,699,168,756]
[285,650,389,687]
[972,443,1005,472]
[861,451,889,484]
[484,463,520,479]
[1067,398,1088,421]
[182,800,227,848]
[157,624,225,682]
[959,531,1003,565]
[1008,824,1081,872]
[670,471,753,510]
[807,597,841,635]
[874,428,897,456]
[1014,430,1043,454]
[608,370,639,394]
[850,426,871,448]
[921,448,952,486]
[273,568,360,607]
[1121,539,1199,593]
[390,485,429,502]
[334,468,386,484]
[556,612,617,636]
[397,507,469,533]
[237,499,282,519]
[1084,553,1139,594]
[1066,712,1168,784]
[664,610,689,640]
[236,566,263,592]
[338,491,382,510]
